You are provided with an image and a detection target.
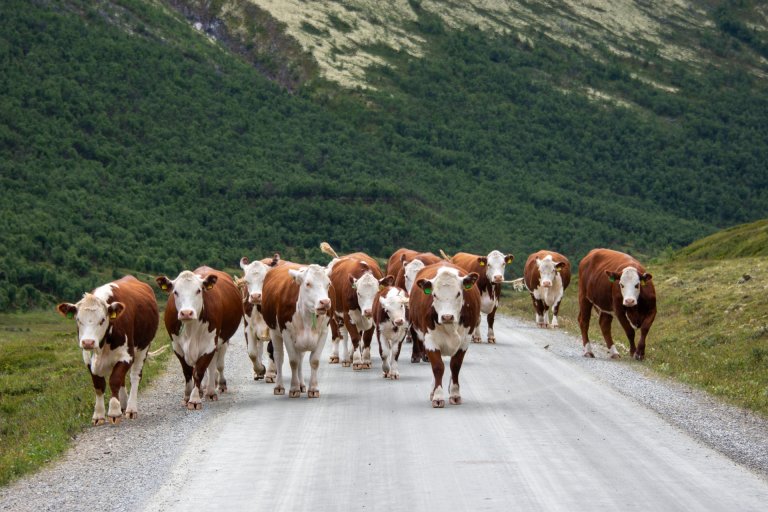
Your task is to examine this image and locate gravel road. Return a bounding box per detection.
[1,315,766,511]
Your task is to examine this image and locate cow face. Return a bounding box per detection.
[483,250,514,284]
[57,294,124,350]
[290,264,332,315]
[403,259,426,294]
[536,255,566,288]
[156,271,217,321]
[239,258,272,305]
[417,268,479,325]
[379,287,409,328]
[606,268,653,307]
[350,271,379,320]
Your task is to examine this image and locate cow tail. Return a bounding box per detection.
[320,242,339,259]
[439,249,451,261]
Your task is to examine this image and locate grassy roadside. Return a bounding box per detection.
[0,310,170,487]
[499,256,768,416]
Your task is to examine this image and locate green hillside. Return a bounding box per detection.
[674,219,768,260]
[1,0,768,310]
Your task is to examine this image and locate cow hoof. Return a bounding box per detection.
[362,362,372,369]
[449,396,462,405]
[300,384,307,393]
[537,322,547,328]
[265,376,275,383]
[389,372,400,380]
[341,361,352,368]
[329,355,340,364]
[108,415,121,425]
[472,337,482,344]
[289,389,301,398]
[92,418,105,426]
[218,385,227,393]
[431,399,445,408]
[254,375,264,381]
[583,352,595,358]
[207,394,218,401]
[487,337,496,344]
[610,353,621,360]
[634,353,644,361]
[352,362,363,370]
[410,355,420,363]
[125,411,138,420]
[308,389,320,398]
[187,401,202,410]
[421,355,428,363]
[274,386,285,395]
[382,372,389,378]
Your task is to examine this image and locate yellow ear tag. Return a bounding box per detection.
[640,280,646,286]
[205,284,213,290]
[379,285,385,291]
[479,261,485,266]
[506,257,513,264]
[110,312,117,319]
[161,284,168,290]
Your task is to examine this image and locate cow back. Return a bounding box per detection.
[329,253,383,313]
[108,275,159,351]
[524,250,572,291]
[409,262,481,335]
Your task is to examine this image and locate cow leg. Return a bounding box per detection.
[378,332,391,378]
[90,372,107,426]
[125,347,148,419]
[410,325,424,363]
[329,317,341,364]
[391,336,403,380]
[271,331,285,395]
[215,341,228,393]
[598,313,620,359]
[118,385,128,413]
[531,294,546,327]
[191,351,216,409]
[107,361,130,425]
[307,339,325,398]
[448,349,467,405]
[361,327,374,369]
[486,307,497,343]
[551,300,562,328]
[246,326,266,380]
[348,322,364,370]
[577,298,595,358]
[175,351,194,406]
[297,349,307,393]
[426,350,445,408]
[284,340,302,398]
[265,340,276,383]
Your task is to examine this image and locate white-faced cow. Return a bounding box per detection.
[578,249,657,360]
[57,276,158,425]
[396,251,442,363]
[372,276,409,379]
[260,263,333,398]
[409,262,480,408]
[523,250,572,328]
[156,267,243,410]
[385,248,419,283]
[238,253,283,381]
[322,243,384,370]
[445,250,513,343]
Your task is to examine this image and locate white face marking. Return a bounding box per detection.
[171,271,206,321]
[380,288,408,326]
[73,293,112,350]
[291,265,332,314]
[618,268,642,307]
[485,250,507,284]
[240,260,271,304]
[403,259,425,293]
[425,267,465,325]
[353,272,379,316]
[536,255,559,288]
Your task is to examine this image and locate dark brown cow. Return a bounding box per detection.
[395,251,442,363]
[260,263,333,397]
[57,276,159,425]
[578,249,657,360]
[523,250,572,328]
[447,250,513,343]
[156,266,243,410]
[322,243,384,369]
[409,262,480,408]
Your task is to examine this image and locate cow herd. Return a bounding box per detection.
[56,244,656,424]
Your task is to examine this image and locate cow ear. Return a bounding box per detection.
[505,254,514,264]
[478,257,487,267]
[270,253,281,267]
[379,275,395,289]
[417,278,433,295]
[155,276,173,293]
[203,275,218,290]
[605,271,620,283]
[289,268,305,284]
[641,273,653,285]
[463,272,479,289]
[57,303,77,319]
[108,302,125,321]
[555,262,566,272]
[349,275,357,289]
[240,257,250,270]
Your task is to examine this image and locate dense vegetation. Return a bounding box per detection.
[1,0,768,310]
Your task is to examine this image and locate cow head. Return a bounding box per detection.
[403,258,426,294]
[606,268,653,307]
[350,269,380,325]
[290,264,332,316]
[482,250,514,284]
[57,294,124,351]
[378,286,409,328]
[239,257,273,305]
[536,255,566,288]
[417,267,479,325]
[156,271,217,321]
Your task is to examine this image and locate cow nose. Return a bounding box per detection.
[394,318,404,326]
[363,309,372,318]
[318,298,331,310]
[81,339,95,350]
[440,314,455,323]
[250,292,262,304]
[623,298,637,307]
[493,275,503,283]
[542,280,552,288]
[178,309,195,320]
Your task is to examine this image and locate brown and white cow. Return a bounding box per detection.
[385,248,419,283]
[396,251,442,363]
[409,262,480,408]
[260,263,333,398]
[578,249,657,360]
[57,276,158,425]
[445,250,513,343]
[238,253,283,381]
[523,250,572,328]
[156,266,243,409]
[372,276,409,379]
[322,243,384,369]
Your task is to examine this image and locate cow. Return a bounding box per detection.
[396,251,442,363]
[321,242,384,369]
[577,248,657,360]
[385,248,419,283]
[260,263,333,398]
[523,250,572,328]
[372,276,409,379]
[237,253,282,382]
[409,262,480,408]
[155,266,243,410]
[57,276,158,425]
[443,250,514,343]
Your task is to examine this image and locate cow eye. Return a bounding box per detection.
[196,289,201,295]
[99,319,105,325]
[173,291,179,296]
[635,284,639,289]
[456,292,460,298]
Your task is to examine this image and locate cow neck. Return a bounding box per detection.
[476,274,495,298]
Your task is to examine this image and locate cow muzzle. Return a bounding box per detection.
[440,314,455,324]
[393,318,405,327]
[493,275,503,283]
[541,280,552,288]
[178,309,197,321]
[316,299,331,315]
[249,293,262,305]
[623,298,637,307]
[363,309,372,319]
[81,339,96,350]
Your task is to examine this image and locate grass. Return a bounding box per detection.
[499,256,768,416]
[0,310,169,487]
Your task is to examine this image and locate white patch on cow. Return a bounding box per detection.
[93,392,105,424]
[403,259,426,293]
[125,347,147,417]
[170,271,206,320]
[617,267,642,307]
[73,293,114,351]
[107,397,122,419]
[419,267,474,356]
[484,250,508,284]
[531,255,565,327]
[609,345,620,358]
[479,290,497,315]
[352,271,379,332]
[172,320,216,368]
[626,313,640,330]
[89,338,132,378]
